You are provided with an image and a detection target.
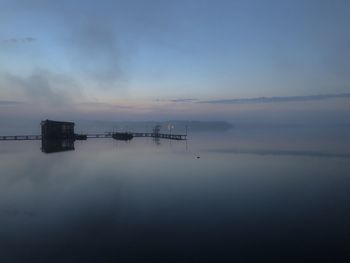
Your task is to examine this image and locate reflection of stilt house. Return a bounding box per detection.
[152,125,161,137]
[41,120,75,139]
[41,139,75,153]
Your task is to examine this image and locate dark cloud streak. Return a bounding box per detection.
[198,93,350,104]
[1,37,36,44]
[169,98,198,103]
[0,100,27,106]
[156,98,198,103]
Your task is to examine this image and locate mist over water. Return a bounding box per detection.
[2,0,350,261]
[1,128,350,262]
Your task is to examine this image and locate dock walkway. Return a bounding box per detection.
[1,133,187,141]
[88,133,187,140]
[0,135,42,141]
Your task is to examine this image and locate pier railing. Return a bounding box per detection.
[1,133,187,141]
[88,132,187,140]
[0,135,42,141]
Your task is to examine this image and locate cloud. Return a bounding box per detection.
[64,19,124,85]
[156,98,198,103]
[3,70,81,105]
[0,100,27,106]
[4,0,180,87]
[198,93,350,104]
[78,102,134,110]
[1,37,36,44]
[169,98,198,103]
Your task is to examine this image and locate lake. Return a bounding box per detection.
[1,127,350,262]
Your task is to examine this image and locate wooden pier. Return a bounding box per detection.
[0,133,187,141]
[0,135,42,141]
[87,132,187,140]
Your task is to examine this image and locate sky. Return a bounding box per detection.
[1,0,350,123]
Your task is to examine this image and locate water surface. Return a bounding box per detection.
[1,128,350,262]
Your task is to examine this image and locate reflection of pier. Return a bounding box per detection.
[41,139,74,153]
[134,132,186,140]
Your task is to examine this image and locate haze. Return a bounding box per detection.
[1,0,350,125]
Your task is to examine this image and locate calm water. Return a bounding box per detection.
[1,128,350,262]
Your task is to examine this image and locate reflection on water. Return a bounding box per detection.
[1,128,350,262]
[41,139,75,153]
[208,148,350,158]
[153,136,161,146]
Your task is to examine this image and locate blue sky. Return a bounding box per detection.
[1,0,350,122]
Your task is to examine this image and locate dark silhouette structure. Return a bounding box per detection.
[112,132,133,141]
[40,120,76,153]
[41,120,75,139]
